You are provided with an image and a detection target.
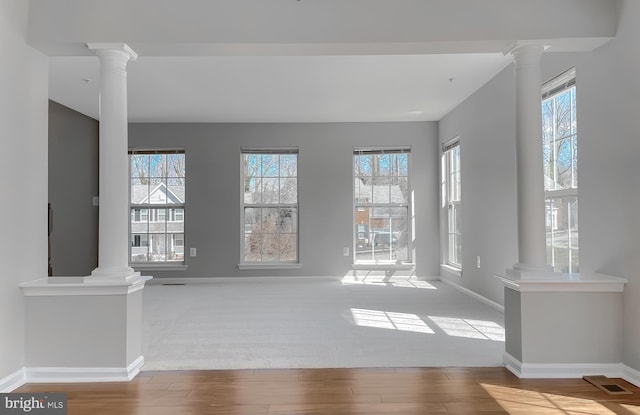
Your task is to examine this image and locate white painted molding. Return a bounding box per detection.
[504,352,623,379]
[440,278,504,313]
[623,364,640,388]
[0,368,26,392]
[495,272,627,293]
[20,275,152,296]
[25,356,145,383]
[237,263,304,270]
[440,264,462,278]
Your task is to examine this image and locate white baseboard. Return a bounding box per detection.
[504,352,623,379]
[622,364,640,387]
[440,278,504,313]
[25,356,145,384]
[0,368,26,392]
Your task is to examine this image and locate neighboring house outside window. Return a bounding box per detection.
[129,150,185,264]
[354,148,411,264]
[542,68,578,273]
[242,149,298,263]
[443,139,461,269]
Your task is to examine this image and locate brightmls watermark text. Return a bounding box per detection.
[0,394,67,414]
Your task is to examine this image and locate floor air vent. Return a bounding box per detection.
[583,375,633,395]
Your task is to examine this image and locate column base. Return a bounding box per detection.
[89,266,141,284]
[505,263,555,279]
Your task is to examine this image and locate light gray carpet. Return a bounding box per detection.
[142,278,505,371]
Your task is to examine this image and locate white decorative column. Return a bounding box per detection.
[495,43,627,381]
[506,43,552,275]
[87,43,140,281]
[18,44,151,383]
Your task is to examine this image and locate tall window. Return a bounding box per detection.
[129,150,185,264]
[443,140,461,268]
[354,148,410,263]
[242,149,298,263]
[542,68,578,273]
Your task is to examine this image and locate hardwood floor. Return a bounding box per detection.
[15,368,640,414]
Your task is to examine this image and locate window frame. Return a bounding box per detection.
[129,149,186,268]
[240,148,300,268]
[442,138,461,270]
[353,147,412,265]
[542,68,578,273]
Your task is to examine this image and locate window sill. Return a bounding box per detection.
[352,262,415,270]
[131,264,188,272]
[238,263,303,270]
[440,264,462,278]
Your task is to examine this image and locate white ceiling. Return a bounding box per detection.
[49,53,512,123]
[36,0,617,123]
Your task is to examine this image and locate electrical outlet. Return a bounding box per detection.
[190,248,197,257]
[343,247,350,256]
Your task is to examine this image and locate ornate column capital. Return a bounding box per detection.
[87,43,138,61]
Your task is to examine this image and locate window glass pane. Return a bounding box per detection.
[280,178,297,204]
[278,208,297,233]
[131,177,149,204]
[355,178,372,204]
[280,154,297,177]
[555,91,572,139]
[261,178,279,204]
[261,154,278,177]
[355,154,373,177]
[279,234,297,262]
[166,154,185,178]
[260,233,279,261]
[372,184,391,204]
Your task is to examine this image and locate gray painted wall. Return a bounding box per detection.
[439,65,519,305]
[0,0,49,382]
[129,122,440,279]
[439,0,640,372]
[48,101,99,276]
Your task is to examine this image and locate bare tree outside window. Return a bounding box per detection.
[542,68,578,273]
[242,150,298,263]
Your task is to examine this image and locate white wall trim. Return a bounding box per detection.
[0,368,26,392]
[503,352,624,379]
[440,277,504,313]
[622,364,640,388]
[147,276,343,285]
[20,276,152,296]
[25,356,145,384]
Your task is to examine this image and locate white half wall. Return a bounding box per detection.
[0,0,49,383]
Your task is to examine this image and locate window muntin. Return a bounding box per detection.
[129,150,185,264]
[242,150,298,263]
[354,149,410,263]
[542,68,578,273]
[443,141,461,268]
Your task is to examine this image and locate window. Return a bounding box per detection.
[354,148,410,263]
[242,149,298,263]
[129,150,185,264]
[542,68,578,273]
[443,140,461,268]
